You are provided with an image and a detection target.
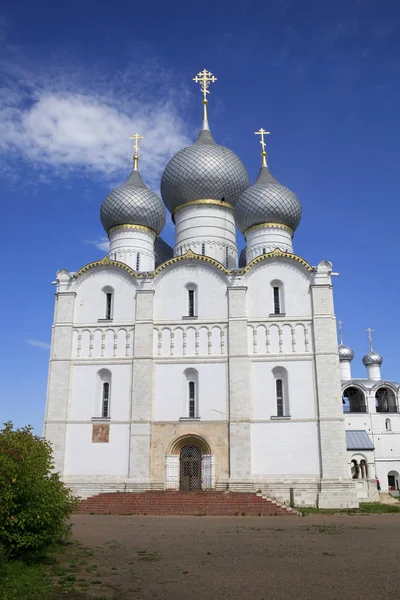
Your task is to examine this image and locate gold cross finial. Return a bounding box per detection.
[129,133,144,169]
[366,327,374,350]
[193,69,217,102]
[338,320,344,344]
[255,128,270,166]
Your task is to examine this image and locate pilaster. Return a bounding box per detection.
[129,290,155,480]
[43,273,75,476]
[227,286,252,479]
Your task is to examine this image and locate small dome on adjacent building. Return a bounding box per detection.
[154,237,173,267]
[160,124,250,215]
[239,247,247,268]
[235,163,302,234]
[362,349,383,366]
[101,165,166,235]
[338,344,354,361]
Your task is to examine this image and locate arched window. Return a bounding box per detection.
[136,252,140,271]
[201,243,205,256]
[342,387,366,413]
[97,369,111,418]
[185,284,197,318]
[276,379,284,417]
[102,286,114,320]
[102,382,110,418]
[272,366,289,417]
[376,388,397,413]
[270,280,284,315]
[359,459,368,479]
[385,418,392,431]
[225,246,229,267]
[183,368,199,418]
[262,247,266,255]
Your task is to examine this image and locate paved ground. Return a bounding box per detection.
[71,514,400,600]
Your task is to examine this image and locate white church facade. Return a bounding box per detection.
[43,71,398,508]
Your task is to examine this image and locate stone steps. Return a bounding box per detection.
[78,491,298,516]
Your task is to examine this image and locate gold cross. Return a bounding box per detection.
[366,327,374,350]
[255,128,270,166]
[129,133,144,157]
[193,69,217,102]
[338,320,343,344]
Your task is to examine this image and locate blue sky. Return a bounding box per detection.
[1,0,399,432]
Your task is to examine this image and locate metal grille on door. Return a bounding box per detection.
[179,445,202,490]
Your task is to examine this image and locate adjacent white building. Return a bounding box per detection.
[44,73,396,507]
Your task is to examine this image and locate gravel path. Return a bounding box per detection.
[71,514,400,599]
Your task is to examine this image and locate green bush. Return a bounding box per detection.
[0,422,78,558]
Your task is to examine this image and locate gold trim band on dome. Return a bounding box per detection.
[244,222,294,237]
[172,198,235,217]
[108,223,156,236]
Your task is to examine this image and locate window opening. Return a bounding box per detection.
[386,418,392,431]
[201,243,205,256]
[225,246,229,267]
[188,289,195,317]
[276,379,284,417]
[102,382,110,418]
[105,293,112,320]
[136,253,140,271]
[273,286,280,314]
[189,381,196,418]
[262,247,266,254]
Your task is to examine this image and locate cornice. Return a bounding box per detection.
[108,223,156,236]
[172,198,234,217]
[244,248,313,272]
[244,222,294,237]
[154,248,229,276]
[74,256,139,279]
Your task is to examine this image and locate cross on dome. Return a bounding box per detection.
[193,69,217,102]
[255,128,270,166]
[129,133,144,170]
[366,327,374,350]
[338,320,344,344]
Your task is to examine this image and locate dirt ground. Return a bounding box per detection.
[71,514,400,600]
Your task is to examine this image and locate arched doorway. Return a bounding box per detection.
[165,434,214,490]
[388,470,400,491]
[179,444,202,490]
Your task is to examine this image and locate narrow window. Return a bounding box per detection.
[276,379,284,417]
[189,381,196,418]
[105,293,112,320]
[136,252,140,271]
[225,246,229,267]
[262,247,266,254]
[386,418,392,431]
[102,382,110,418]
[273,286,280,314]
[188,289,195,317]
[201,243,205,256]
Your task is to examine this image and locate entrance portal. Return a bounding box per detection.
[179,444,202,490]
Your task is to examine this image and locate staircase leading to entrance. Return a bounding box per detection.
[78,491,299,516]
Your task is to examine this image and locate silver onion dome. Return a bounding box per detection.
[101,166,166,235]
[338,344,354,361]
[154,236,173,267]
[235,164,302,234]
[239,247,247,268]
[362,349,383,366]
[160,124,250,214]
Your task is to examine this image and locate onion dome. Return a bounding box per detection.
[161,69,249,215]
[239,247,247,268]
[154,237,173,267]
[338,344,354,361]
[235,130,301,235]
[101,153,165,235]
[362,349,383,366]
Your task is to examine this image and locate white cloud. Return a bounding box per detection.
[85,236,110,252]
[0,48,192,187]
[26,339,50,350]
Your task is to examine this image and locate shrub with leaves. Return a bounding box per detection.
[0,422,78,557]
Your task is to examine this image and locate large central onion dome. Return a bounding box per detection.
[160,122,250,215]
[101,161,165,235]
[235,160,302,235]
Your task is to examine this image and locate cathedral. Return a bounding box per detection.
[43,70,400,508]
